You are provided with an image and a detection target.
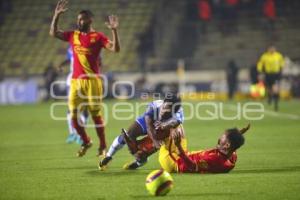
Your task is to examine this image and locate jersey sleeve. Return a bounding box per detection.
[174,108,184,123]
[98,32,109,48]
[62,31,73,42]
[144,102,156,119]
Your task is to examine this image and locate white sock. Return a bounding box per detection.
[80,111,89,125]
[106,135,125,157]
[67,112,76,135]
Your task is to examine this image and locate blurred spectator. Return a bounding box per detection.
[197,0,212,35]
[43,62,58,101]
[0,0,12,13]
[249,64,258,84]
[118,0,128,9]
[104,72,116,99]
[291,75,300,98]
[220,0,239,36]
[134,75,152,98]
[0,68,5,82]
[226,59,239,100]
[136,17,155,72]
[0,0,12,25]
[263,0,276,35]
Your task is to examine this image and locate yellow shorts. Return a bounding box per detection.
[159,137,187,173]
[68,78,103,117]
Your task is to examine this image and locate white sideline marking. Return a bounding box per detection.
[225,104,300,120]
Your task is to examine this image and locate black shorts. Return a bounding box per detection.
[265,73,281,88]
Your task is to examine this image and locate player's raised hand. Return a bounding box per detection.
[55,0,68,15]
[105,15,119,29]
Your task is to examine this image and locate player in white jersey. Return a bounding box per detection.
[58,46,88,144]
[99,94,184,170]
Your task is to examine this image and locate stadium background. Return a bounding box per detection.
[0,0,300,200]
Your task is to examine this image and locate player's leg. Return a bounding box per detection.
[159,135,187,173]
[272,79,280,111]
[121,115,152,170]
[73,109,88,145]
[265,75,273,105]
[99,121,143,170]
[158,140,178,173]
[69,79,92,157]
[87,77,107,157]
[65,84,77,144]
[124,125,186,170]
[123,135,157,170]
[66,110,77,143]
[80,108,89,125]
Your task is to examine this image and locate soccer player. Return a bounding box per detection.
[159,124,250,173]
[99,94,185,170]
[257,45,284,111]
[49,0,120,157]
[57,46,88,144]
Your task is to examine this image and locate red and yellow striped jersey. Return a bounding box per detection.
[63,31,109,79]
[176,148,237,173]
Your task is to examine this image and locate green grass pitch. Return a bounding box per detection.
[0,100,300,200]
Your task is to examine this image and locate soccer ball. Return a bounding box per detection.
[145,169,173,196]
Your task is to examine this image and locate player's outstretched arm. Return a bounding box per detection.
[145,116,162,149]
[155,118,181,132]
[49,0,68,40]
[105,15,120,53]
[174,134,197,172]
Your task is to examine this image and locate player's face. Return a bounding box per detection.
[217,133,230,153]
[159,102,172,121]
[268,46,276,53]
[77,14,92,32]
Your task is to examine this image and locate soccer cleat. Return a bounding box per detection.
[66,133,77,144]
[77,141,93,157]
[75,135,83,145]
[123,160,146,170]
[98,156,112,170]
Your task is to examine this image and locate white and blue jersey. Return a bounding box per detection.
[136,100,184,135]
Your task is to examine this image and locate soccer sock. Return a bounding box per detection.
[267,92,273,105]
[273,93,279,111]
[92,116,106,149]
[67,111,76,135]
[71,118,90,144]
[80,110,89,125]
[106,135,126,157]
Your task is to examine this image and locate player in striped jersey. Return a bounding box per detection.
[50,0,120,157]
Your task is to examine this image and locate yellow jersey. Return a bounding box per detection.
[257,51,284,74]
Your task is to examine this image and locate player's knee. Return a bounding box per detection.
[118,135,126,145]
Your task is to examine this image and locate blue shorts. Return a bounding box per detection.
[135,115,147,135]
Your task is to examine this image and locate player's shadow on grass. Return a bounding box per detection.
[46,165,97,170]
[131,192,239,199]
[233,166,300,174]
[86,169,149,177]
